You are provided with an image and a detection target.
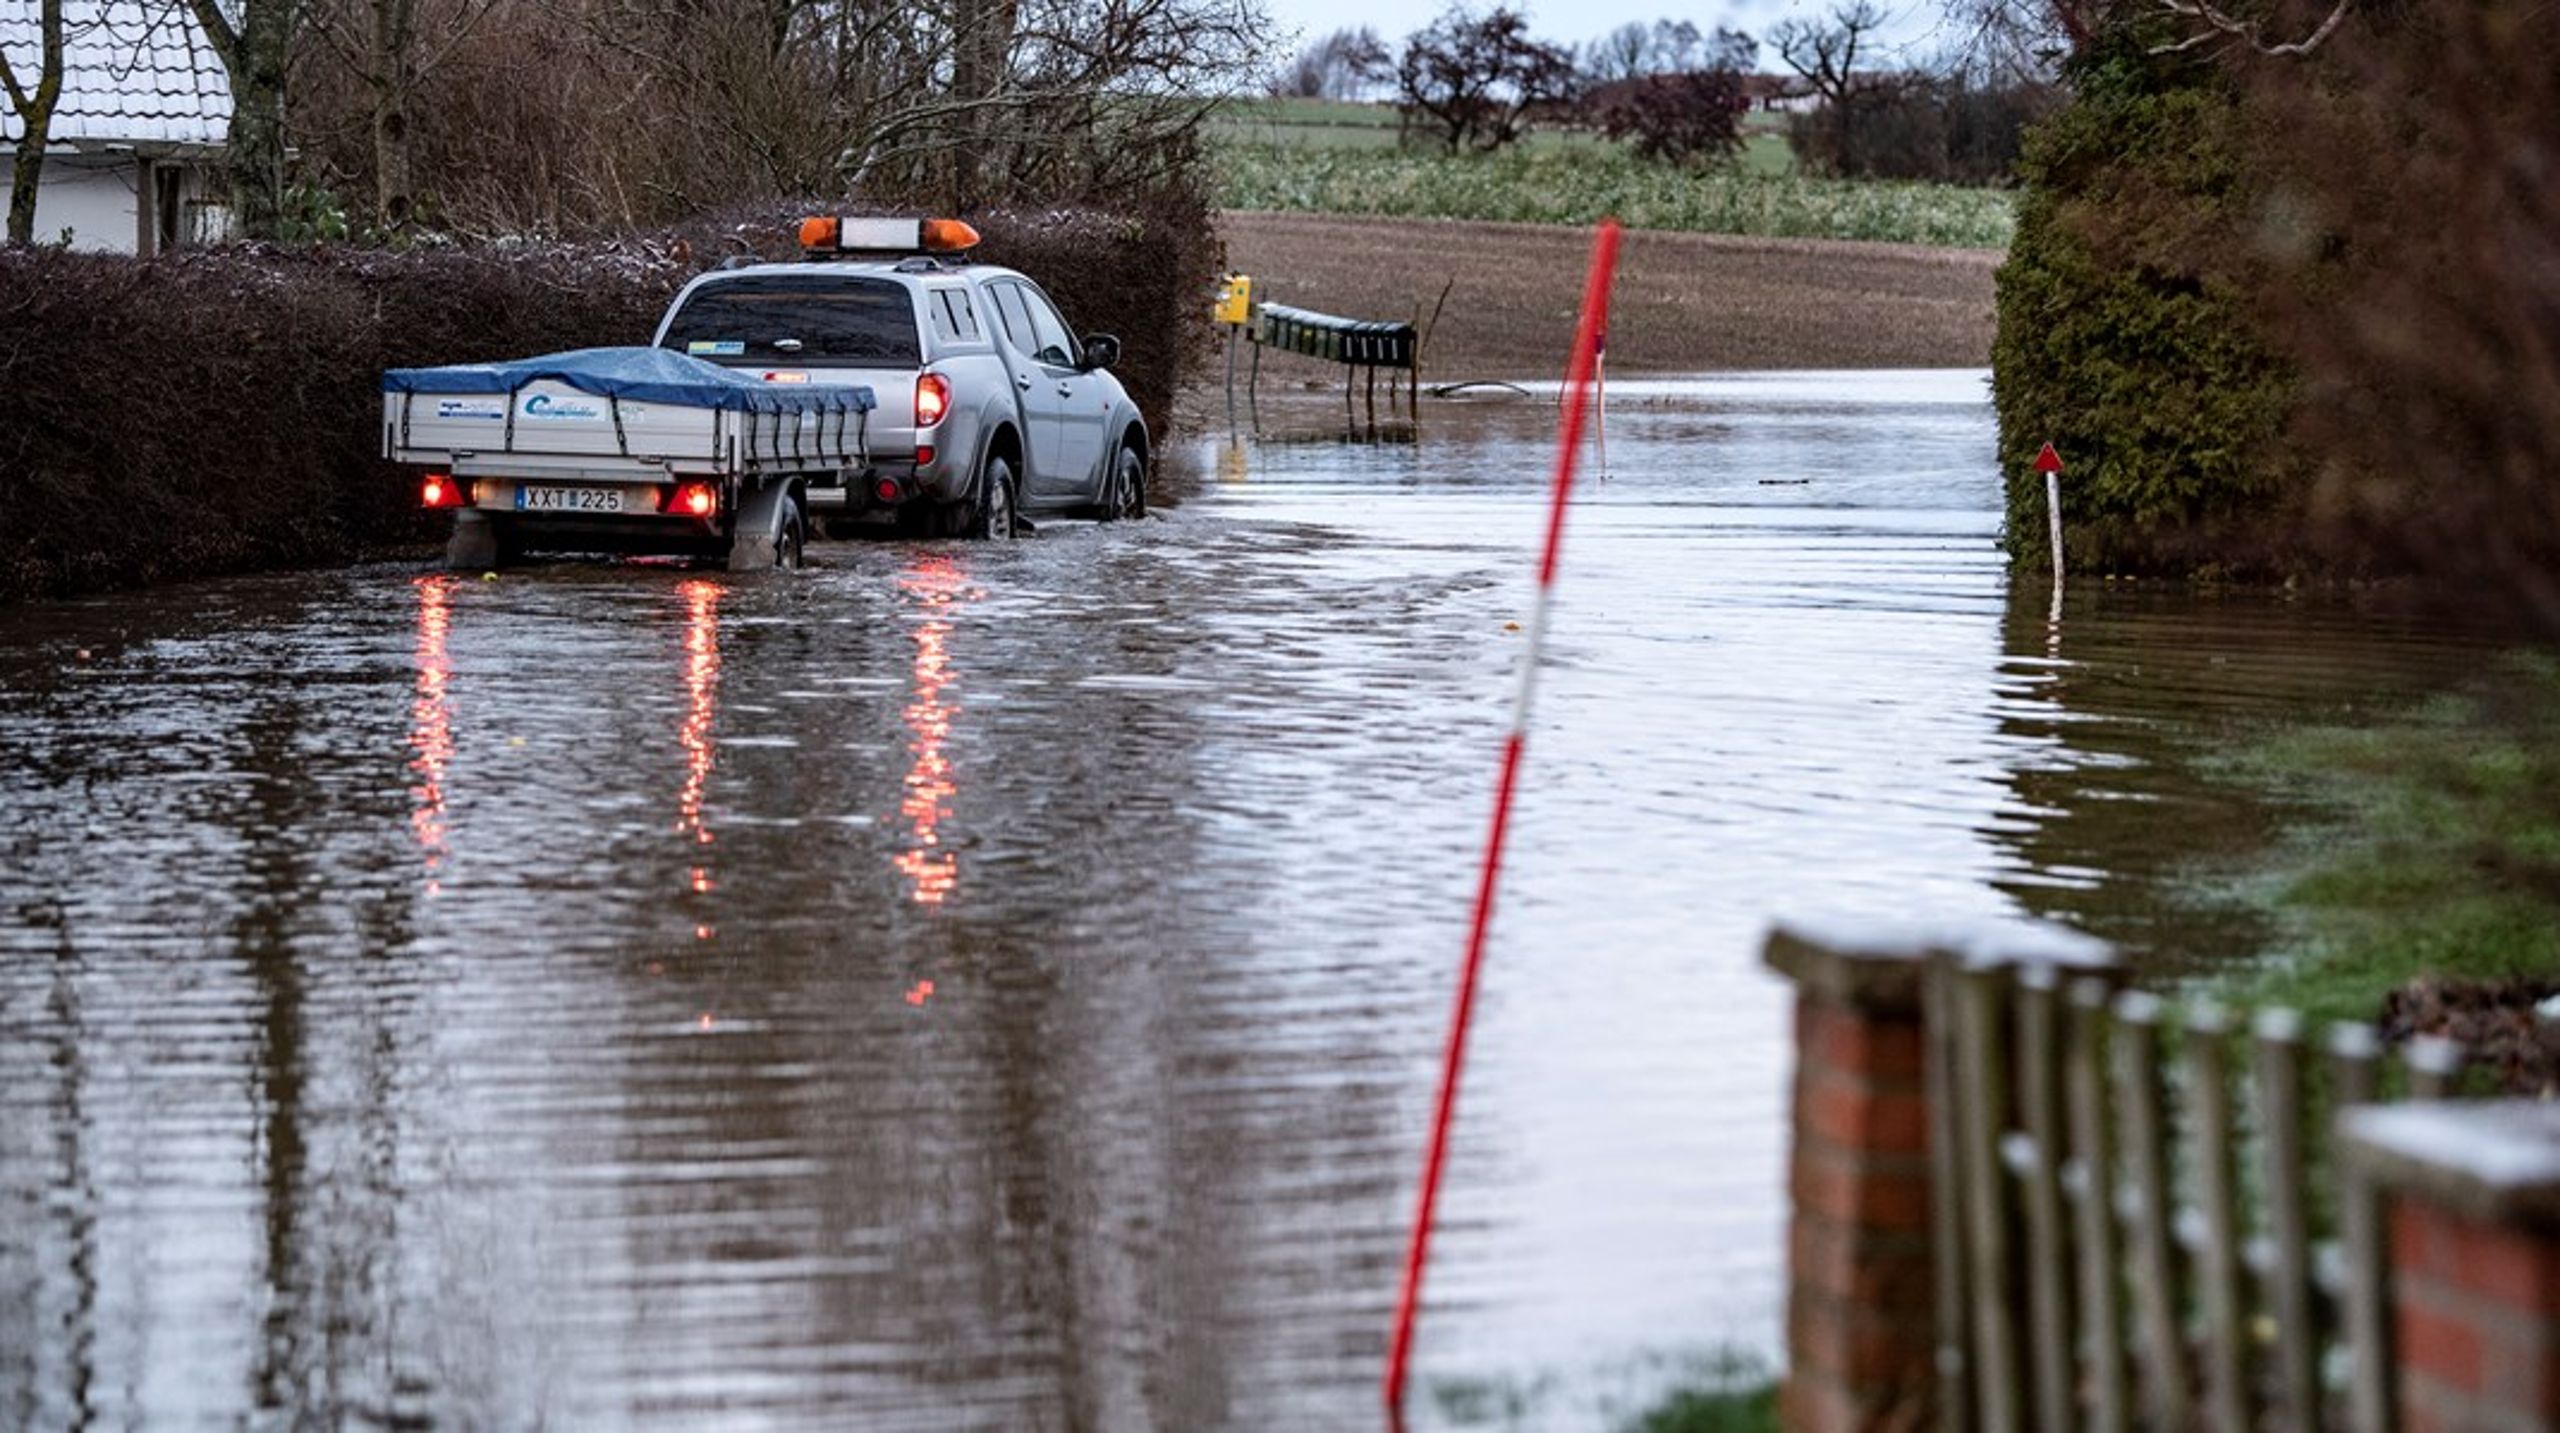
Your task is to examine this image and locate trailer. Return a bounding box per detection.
[383,346,875,570]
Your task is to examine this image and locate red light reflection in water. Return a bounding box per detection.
[893,556,971,906]
[409,575,457,895]
[676,580,722,939]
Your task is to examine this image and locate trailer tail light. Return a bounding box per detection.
[670,482,718,519]
[915,374,950,428]
[421,473,465,509]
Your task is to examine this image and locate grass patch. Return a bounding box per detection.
[1626,1381,1779,1433]
[1422,1347,1778,1432]
[1212,142,2013,247]
[2206,653,2560,1024]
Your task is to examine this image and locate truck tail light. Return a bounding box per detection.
[915,373,950,428]
[874,477,901,503]
[421,473,466,509]
[670,482,718,518]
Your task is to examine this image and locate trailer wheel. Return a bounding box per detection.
[775,496,806,569]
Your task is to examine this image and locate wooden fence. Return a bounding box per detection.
[1924,954,2470,1433]
[1757,922,2560,1433]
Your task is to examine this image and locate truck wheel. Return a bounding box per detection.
[968,453,1019,541]
[1100,443,1147,522]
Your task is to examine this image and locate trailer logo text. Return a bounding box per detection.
[521,394,603,421]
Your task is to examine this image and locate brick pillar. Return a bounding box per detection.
[1765,923,1939,1433]
[2344,1103,2560,1433]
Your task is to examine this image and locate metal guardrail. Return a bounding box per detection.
[1255,303,1419,370]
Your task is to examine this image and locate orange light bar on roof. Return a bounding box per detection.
[920,219,980,252]
[797,216,980,254]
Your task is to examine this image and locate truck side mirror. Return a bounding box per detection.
[1080,333,1120,371]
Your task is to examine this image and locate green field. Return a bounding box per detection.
[1211,142,2015,248]
[1210,96,1796,175]
[1207,97,2010,247]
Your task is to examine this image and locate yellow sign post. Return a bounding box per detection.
[1213,273,1254,328]
[1217,274,1256,429]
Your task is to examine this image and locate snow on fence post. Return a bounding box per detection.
[1761,916,2119,1433]
[2343,1102,2560,1433]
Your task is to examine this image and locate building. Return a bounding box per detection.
[0,1,232,253]
[1740,73,1822,116]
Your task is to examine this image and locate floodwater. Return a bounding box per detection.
[0,371,2503,1430]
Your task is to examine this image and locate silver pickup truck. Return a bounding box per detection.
[384,217,1148,569]
[660,216,1149,541]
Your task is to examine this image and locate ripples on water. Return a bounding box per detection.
[0,371,2503,1429]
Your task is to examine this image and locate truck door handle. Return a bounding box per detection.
[1016,375,1032,391]
[1056,383,1074,398]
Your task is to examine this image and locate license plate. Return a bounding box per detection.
[516,485,624,513]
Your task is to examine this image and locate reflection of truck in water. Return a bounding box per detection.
[383,216,1150,569]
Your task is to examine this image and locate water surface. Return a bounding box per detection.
[0,371,2499,1429]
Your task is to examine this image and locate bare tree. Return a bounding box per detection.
[1772,1,1890,172]
[1392,4,1575,153]
[1581,17,1722,85]
[1269,25,1387,100]
[1595,64,1753,166]
[270,0,1268,236]
[0,0,66,244]
[188,0,301,240]
[1584,20,1651,83]
[301,0,502,228]
[2150,0,2352,56]
[1939,0,2112,76]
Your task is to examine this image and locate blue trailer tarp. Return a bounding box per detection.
[383,346,875,417]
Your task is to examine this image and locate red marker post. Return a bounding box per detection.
[2037,442,2058,588]
[1383,219,1623,1430]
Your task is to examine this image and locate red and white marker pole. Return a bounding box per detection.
[1383,219,1623,1431]
[2035,441,2065,623]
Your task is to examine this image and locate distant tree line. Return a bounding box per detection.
[1267,3,2055,182]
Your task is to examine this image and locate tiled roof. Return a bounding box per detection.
[1,1,232,150]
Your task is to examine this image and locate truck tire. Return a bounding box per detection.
[967,453,1019,541]
[1100,443,1146,522]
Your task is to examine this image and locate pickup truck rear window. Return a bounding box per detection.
[660,276,921,367]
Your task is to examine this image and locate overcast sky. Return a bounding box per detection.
[1256,0,1963,69]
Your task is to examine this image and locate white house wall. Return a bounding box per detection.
[0,154,141,252]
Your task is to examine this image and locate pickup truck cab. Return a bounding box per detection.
[651,216,1150,540]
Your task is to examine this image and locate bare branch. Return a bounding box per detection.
[2150,0,2354,57]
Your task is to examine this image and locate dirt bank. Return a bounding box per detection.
[1216,211,2001,380]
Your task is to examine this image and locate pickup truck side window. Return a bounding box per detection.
[660,275,921,367]
[987,282,1035,353]
[1015,286,1080,369]
[929,289,980,344]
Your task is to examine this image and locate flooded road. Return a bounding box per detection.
[0,372,2501,1429]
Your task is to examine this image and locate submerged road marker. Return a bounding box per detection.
[1384,218,1622,1429]
[2037,441,2066,624]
